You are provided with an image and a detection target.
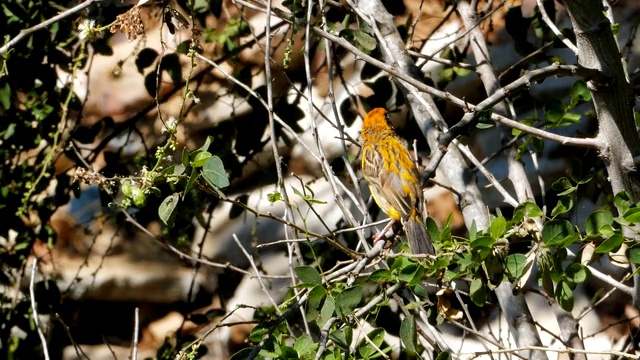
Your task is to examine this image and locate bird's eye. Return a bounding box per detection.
[384,111,393,128]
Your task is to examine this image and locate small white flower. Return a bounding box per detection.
[187,90,201,104]
[162,116,178,134]
[78,19,96,41]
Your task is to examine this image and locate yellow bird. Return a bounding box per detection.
[361,108,434,255]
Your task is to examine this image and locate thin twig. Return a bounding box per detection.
[30,258,51,360]
[232,234,282,312]
[536,0,578,54]
[0,0,100,55]
[462,345,637,359]
[453,139,519,207]
[131,307,140,360]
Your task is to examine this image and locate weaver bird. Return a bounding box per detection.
[361,108,434,255]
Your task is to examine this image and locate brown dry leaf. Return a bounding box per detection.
[436,288,463,320]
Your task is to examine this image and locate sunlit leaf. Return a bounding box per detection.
[542,219,575,248]
[506,254,527,279]
[201,155,229,189]
[158,193,180,227]
[595,234,624,253]
[555,280,574,311]
[551,196,573,217]
[624,208,640,224]
[564,263,588,284]
[585,210,613,237]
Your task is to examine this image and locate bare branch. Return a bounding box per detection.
[0,0,101,55]
[490,114,601,148]
[536,0,579,54]
[130,307,140,360]
[30,258,51,360]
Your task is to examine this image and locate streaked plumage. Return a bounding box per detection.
[361,108,434,255]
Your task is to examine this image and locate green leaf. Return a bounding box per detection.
[294,335,316,356]
[557,112,581,126]
[0,82,10,110]
[329,328,352,350]
[570,161,594,185]
[490,216,507,240]
[595,234,624,253]
[295,266,322,286]
[435,352,453,360]
[544,98,565,123]
[570,80,592,103]
[184,168,198,196]
[248,325,268,343]
[267,191,281,203]
[158,193,180,227]
[551,177,572,191]
[306,286,323,322]
[614,191,631,214]
[629,247,640,264]
[399,263,425,286]
[624,208,640,224]
[564,263,588,284]
[370,269,393,282]
[291,185,327,205]
[335,286,362,318]
[426,217,441,242]
[468,220,477,242]
[308,285,326,302]
[506,254,527,279]
[555,280,574,311]
[400,316,417,355]
[275,345,298,358]
[597,224,616,237]
[469,278,487,306]
[353,29,377,51]
[551,177,576,196]
[181,148,190,166]
[357,328,385,358]
[470,236,495,249]
[585,210,614,237]
[398,263,418,283]
[171,163,185,177]
[611,22,620,36]
[540,260,554,298]
[513,202,543,222]
[542,221,572,242]
[476,122,494,129]
[197,135,214,152]
[192,151,212,167]
[551,196,573,217]
[201,155,229,189]
[390,256,412,272]
[317,295,335,327]
[542,219,575,248]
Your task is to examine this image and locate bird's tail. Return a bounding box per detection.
[403,213,435,255]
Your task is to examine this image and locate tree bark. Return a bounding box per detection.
[562,0,640,309]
